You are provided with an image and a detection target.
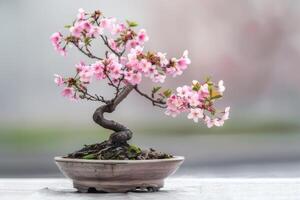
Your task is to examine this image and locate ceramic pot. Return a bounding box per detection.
[55,156,184,193]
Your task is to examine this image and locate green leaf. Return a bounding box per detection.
[192,83,201,91]
[205,76,211,83]
[84,37,92,46]
[82,154,97,159]
[163,89,172,98]
[210,94,222,100]
[126,20,138,27]
[64,25,72,29]
[208,84,213,96]
[152,86,162,94]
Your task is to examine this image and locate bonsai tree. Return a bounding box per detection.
[51,8,230,160]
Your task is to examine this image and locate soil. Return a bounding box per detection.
[66,140,173,160]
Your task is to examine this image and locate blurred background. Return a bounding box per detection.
[1,0,300,178]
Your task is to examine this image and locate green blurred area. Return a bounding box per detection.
[1,119,299,152]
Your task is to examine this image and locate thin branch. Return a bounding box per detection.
[74,85,107,103]
[100,35,121,57]
[134,86,167,108]
[72,42,103,60]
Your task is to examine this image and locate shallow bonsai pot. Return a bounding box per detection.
[55,156,184,193]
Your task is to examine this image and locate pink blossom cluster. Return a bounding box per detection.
[51,8,191,100]
[53,44,191,101]
[123,46,191,84]
[50,8,151,57]
[165,80,230,128]
[54,74,77,101]
[51,8,230,128]
[50,32,66,56]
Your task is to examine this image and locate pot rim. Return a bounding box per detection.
[55,156,184,164]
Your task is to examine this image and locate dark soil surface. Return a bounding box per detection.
[66,140,173,160]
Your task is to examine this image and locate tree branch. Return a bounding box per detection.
[93,84,135,145]
[100,35,121,57]
[74,85,108,103]
[134,86,167,108]
[72,42,103,60]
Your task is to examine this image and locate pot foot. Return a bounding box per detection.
[73,180,163,193]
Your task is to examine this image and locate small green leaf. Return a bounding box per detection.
[208,84,213,96]
[126,20,138,27]
[210,94,222,100]
[163,89,172,98]
[205,76,211,83]
[64,25,72,29]
[192,83,201,91]
[152,86,162,94]
[84,37,92,46]
[82,154,97,159]
[209,87,221,99]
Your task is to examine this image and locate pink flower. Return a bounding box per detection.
[50,32,66,56]
[106,52,119,63]
[50,32,62,46]
[126,39,140,50]
[108,39,120,53]
[176,85,191,98]
[137,29,149,43]
[156,52,169,66]
[166,58,183,77]
[150,73,166,83]
[166,95,187,113]
[205,107,230,127]
[128,46,143,59]
[87,26,103,37]
[187,108,204,123]
[188,94,200,107]
[61,87,74,98]
[75,61,86,73]
[177,50,191,70]
[100,17,116,32]
[108,62,123,79]
[80,20,92,32]
[54,74,64,86]
[140,59,154,75]
[165,95,186,118]
[130,72,142,85]
[222,106,230,120]
[70,24,82,38]
[198,83,209,100]
[111,23,126,35]
[218,80,226,94]
[91,62,105,80]
[126,59,140,71]
[78,65,93,83]
[120,56,128,65]
[204,116,214,128]
[124,71,142,85]
[77,8,85,20]
[213,118,224,127]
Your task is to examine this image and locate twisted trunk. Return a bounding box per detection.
[69,85,173,159]
[93,85,134,145]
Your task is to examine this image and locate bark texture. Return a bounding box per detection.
[93,85,134,145]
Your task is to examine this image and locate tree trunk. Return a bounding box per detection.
[93,85,134,145]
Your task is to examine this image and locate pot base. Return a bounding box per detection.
[74,179,163,193]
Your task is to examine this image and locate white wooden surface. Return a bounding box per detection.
[1,178,300,200]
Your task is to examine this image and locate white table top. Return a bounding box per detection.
[1,178,300,200]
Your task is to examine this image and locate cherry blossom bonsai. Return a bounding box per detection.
[51,8,230,161]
